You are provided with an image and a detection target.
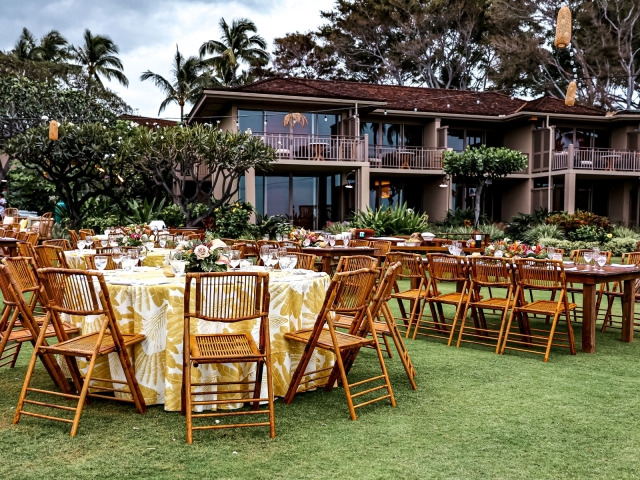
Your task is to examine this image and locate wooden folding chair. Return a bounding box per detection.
[34,245,68,268]
[85,253,119,270]
[369,240,392,265]
[220,238,236,246]
[348,239,370,248]
[182,271,274,443]
[14,268,147,436]
[279,241,302,252]
[385,252,429,338]
[17,241,37,260]
[458,256,515,352]
[238,239,259,258]
[3,256,49,318]
[414,254,470,344]
[284,268,396,420]
[16,231,28,242]
[5,230,17,239]
[335,255,378,273]
[26,231,39,246]
[68,230,79,249]
[43,239,73,251]
[78,229,95,239]
[501,258,577,362]
[288,252,316,270]
[601,252,640,333]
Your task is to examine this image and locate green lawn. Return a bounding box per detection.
[2,279,640,479]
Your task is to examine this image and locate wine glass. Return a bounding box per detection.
[597,254,607,271]
[94,255,107,271]
[447,244,455,255]
[329,235,336,247]
[278,254,291,271]
[112,250,122,270]
[553,253,563,262]
[260,245,271,267]
[592,246,601,256]
[100,239,108,248]
[343,235,350,247]
[128,249,139,269]
[547,247,555,259]
[266,249,279,271]
[583,251,593,269]
[276,233,283,242]
[494,249,504,258]
[77,240,86,251]
[170,259,186,283]
[122,255,135,272]
[159,236,167,249]
[138,246,147,267]
[288,254,298,271]
[229,250,241,271]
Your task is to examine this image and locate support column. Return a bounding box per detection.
[244,168,256,222]
[564,172,576,214]
[357,164,370,211]
[622,180,632,226]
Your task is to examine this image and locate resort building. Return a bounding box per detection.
[188,77,640,228]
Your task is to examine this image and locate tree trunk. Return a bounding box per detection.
[474,181,484,226]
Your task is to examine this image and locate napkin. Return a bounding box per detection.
[108,279,141,286]
[610,264,635,268]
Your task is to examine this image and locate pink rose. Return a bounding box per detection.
[194,244,210,260]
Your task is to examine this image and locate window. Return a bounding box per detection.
[361,122,379,144]
[555,127,610,150]
[238,109,264,134]
[466,130,483,149]
[404,125,423,147]
[447,129,465,152]
[381,124,402,147]
[315,114,340,136]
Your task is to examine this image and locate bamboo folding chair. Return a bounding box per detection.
[0,228,5,236]
[78,229,95,239]
[4,230,17,238]
[15,268,147,436]
[86,254,119,270]
[2,256,49,319]
[257,240,280,250]
[458,257,515,352]
[279,241,302,252]
[16,231,28,242]
[335,255,378,273]
[26,231,39,246]
[288,252,316,270]
[369,240,392,265]
[34,245,68,268]
[230,243,246,259]
[501,258,577,362]
[238,239,259,258]
[568,249,612,322]
[182,271,274,443]
[17,241,37,261]
[43,239,73,251]
[385,252,429,338]
[284,268,396,420]
[413,254,470,344]
[600,252,640,333]
[220,238,236,246]
[68,230,79,249]
[348,239,370,248]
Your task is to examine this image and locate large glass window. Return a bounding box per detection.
[315,114,340,136]
[361,122,379,145]
[370,179,403,209]
[264,111,289,135]
[555,127,610,150]
[466,130,483,149]
[404,125,423,147]
[238,109,264,134]
[381,124,401,147]
[447,129,465,152]
[554,127,574,151]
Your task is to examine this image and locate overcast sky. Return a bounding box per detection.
[0,0,334,119]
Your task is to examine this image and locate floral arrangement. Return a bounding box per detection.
[176,238,229,272]
[289,228,325,247]
[484,239,549,259]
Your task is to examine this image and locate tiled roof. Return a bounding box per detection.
[225,77,607,117]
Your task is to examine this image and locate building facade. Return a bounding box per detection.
[188,78,640,227]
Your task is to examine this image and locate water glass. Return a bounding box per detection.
[288,254,298,270]
[553,253,563,262]
[170,259,186,282]
[278,254,292,271]
[122,255,135,272]
[229,249,241,271]
[112,251,122,269]
[266,249,279,270]
[597,254,607,270]
[343,235,350,247]
[94,255,107,271]
[138,246,147,266]
[260,245,271,266]
[77,240,86,251]
[547,247,555,259]
[239,258,253,271]
[159,236,167,249]
[583,251,593,268]
[101,240,108,248]
[494,249,504,258]
[329,235,336,247]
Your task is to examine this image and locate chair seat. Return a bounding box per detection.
[285,328,373,350]
[2,322,79,343]
[190,333,262,363]
[431,292,471,304]
[333,315,389,334]
[391,288,427,300]
[469,297,510,309]
[42,331,145,356]
[516,300,577,315]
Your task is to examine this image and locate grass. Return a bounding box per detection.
[2,277,640,479]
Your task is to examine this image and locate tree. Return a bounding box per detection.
[199,18,269,86]
[124,124,275,226]
[11,28,70,62]
[273,32,341,79]
[141,45,210,122]
[442,146,528,225]
[0,76,131,182]
[72,29,128,91]
[3,122,143,228]
[11,28,40,61]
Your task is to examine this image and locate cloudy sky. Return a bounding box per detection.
[0,0,334,119]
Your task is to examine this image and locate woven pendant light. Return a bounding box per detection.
[48,120,58,141]
[554,6,572,49]
[565,81,577,106]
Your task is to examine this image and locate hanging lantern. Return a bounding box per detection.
[565,81,577,106]
[48,120,58,141]
[554,6,572,49]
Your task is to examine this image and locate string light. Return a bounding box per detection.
[324,115,327,121]
[384,110,387,115]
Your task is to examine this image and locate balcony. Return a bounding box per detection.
[368,146,443,170]
[552,147,640,172]
[257,133,367,162]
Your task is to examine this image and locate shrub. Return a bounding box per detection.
[612,225,640,240]
[607,237,639,256]
[350,203,428,236]
[247,213,290,240]
[504,208,554,241]
[324,221,351,234]
[438,208,488,228]
[567,224,610,243]
[81,214,122,233]
[159,204,185,228]
[546,210,612,235]
[522,224,565,244]
[432,223,504,242]
[210,201,253,239]
[538,237,600,253]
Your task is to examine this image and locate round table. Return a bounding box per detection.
[302,246,376,274]
[64,248,172,269]
[62,267,332,411]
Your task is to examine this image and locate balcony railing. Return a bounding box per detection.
[256,133,367,162]
[369,146,443,170]
[552,147,640,172]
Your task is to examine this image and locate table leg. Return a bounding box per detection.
[321,255,333,274]
[582,284,596,353]
[621,279,635,343]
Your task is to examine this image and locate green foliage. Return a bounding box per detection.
[504,208,554,241]
[546,210,612,235]
[567,224,610,243]
[5,161,56,213]
[324,221,351,234]
[612,225,640,240]
[438,208,488,228]
[607,237,639,257]
[159,204,185,228]
[521,224,565,244]
[51,222,71,240]
[442,146,528,182]
[210,201,253,239]
[349,203,428,236]
[538,237,600,253]
[248,213,290,240]
[540,236,637,257]
[123,197,166,225]
[79,196,124,232]
[432,223,504,242]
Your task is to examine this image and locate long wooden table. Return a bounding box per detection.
[0,238,22,256]
[391,245,484,255]
[302,246,375,274]
[564,264,640,353]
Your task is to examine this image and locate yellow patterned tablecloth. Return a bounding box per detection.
[64,249,172,269]
[63,268,332,411]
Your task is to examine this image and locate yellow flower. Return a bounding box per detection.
[233,208,237,212]
[607,233,613,238]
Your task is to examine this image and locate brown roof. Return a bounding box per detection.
[222,77,607,117]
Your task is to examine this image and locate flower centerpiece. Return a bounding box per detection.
[176,238,230,272]
[484,239,549,259]
[289,228,325,247]
[118,225,151,247]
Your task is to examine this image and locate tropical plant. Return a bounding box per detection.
[521,224,565,244]
[546,210,612,236]
[72,29,128,90]
[199,18,269,86]
[210,201,254,239]
[12,28,71,63]
[123,124,276,226]
[504,208,554,241]
[324,221,351,234]
[141,46,211,121]
[248,213,290,240]
[159,204,185,228]
[612,225,640,240]
[567,225,611,243]
[349,203,428,236]
[438,207,489,228]
[443,146,528,225]
[123,197,166,225]
[5,161,56,214]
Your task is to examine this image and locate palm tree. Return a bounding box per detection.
[38,30,71,62]
[141,45,211,121]
[11,28,39,60]
[199,18,269,86]
[72,29,128,90]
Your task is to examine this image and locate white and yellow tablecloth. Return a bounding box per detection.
[64,248,172,270]
[63,268,332,411]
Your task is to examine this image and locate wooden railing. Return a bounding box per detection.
[256,134,367,162]
[553,147,640,172]
[369,146,443,170]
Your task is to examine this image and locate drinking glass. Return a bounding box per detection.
[288,254,298,270]
[239,258,253,271]
[447,244,455,255]
[159,236,167,249]
[547,247,555,259]
[266,249,279,271]
[101,240,108,248]
[145,241,155,252]
[592,246,600,256]
[77,240,86,251]
[494,249,504,258]
[229,250,241,271]
[260,245,271,267]
[597,254,607,271]
[122,255,135,272]
[138,246,147,266]
[278,254,291,271]
[112,251,122,270]
[170,260,186,282]
[343,235,350,247]
[329,235,336,247]
[583,251,593,269]
[94,255,107,271]
[276,234,283,242]
[553,253,563,261]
